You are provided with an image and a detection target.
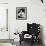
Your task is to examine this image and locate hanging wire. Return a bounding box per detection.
[41,0,43,3]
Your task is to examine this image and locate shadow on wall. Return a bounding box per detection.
[40,25,45,46]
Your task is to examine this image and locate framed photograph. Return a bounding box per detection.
[16,7,27,20]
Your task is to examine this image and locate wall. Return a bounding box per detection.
[9,0,46,45]
[0,0,8,3]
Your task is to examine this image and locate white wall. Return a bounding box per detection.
[9,0,46,46]
[0,0,8,3]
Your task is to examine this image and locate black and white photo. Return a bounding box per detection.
[16,7,27,20]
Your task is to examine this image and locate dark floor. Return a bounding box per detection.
[19,41,43,46]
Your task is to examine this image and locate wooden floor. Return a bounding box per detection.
[0,39,14,43]
[19,41,43,46]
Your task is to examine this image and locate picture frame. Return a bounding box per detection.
[16,7,27,20]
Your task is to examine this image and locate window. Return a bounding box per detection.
[0,3,8,31]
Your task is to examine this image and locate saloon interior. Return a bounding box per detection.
[0,0,46,46]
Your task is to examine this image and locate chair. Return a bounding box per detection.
[27,23,40,43]
[19,23,40,45]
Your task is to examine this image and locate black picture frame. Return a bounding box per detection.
[16,7,27,20]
